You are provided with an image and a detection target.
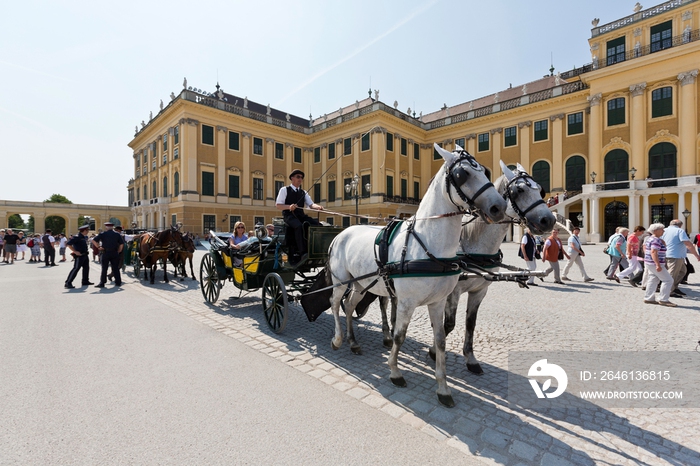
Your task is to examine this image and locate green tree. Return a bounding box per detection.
[28,216,35,233]
[8,214,26,229]
[44,194,72,204]
[45,216,66,234]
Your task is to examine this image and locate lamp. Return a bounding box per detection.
[659,194,666,205]
[222,213,228,223]
[590,171,597,183]
[345,174,371,224]
[577,213,584,226]
[683,209,690,233]
[629,166,637,180]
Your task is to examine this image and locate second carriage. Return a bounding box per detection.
[199,219,344,333]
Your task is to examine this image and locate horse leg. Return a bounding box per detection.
[163,257,169,283]
[189,255,196,281]
[463,287,488,375]
[150,263,155,284]
[343,288,364,355]
[387,302,416,388]
[380,296,393,349]
[429,286,460,361]
[329,285,346,350]
[428,299,454,407]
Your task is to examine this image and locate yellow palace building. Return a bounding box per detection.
[128,0,700,242]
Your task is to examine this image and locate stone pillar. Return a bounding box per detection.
[181,118,199,198]
[408,138,415,198]
[512,224,523,243]
[691,191,699,234]
[370,129,383,205]
[216,126,228,203]
[642,194,650,227]
[587,93,603,180]
[420,144,431,198]
[678,70,698,176]
[678,191,686,224]
[629,83,647,176]
[628,193,638,229]
[490,128,502,178]
[465,134,476,156]
[241,132,252,205]
[518,121,531,171]
[265,138,275,203]
[581,197,589,241]
[590,196,601,242]
[33,212,45,234]
[550,114,564,190]
[67,214,80,235]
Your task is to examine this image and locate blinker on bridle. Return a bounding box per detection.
[505,171,546,219]
[445,149,494,213]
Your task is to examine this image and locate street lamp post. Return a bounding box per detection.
[590,171,597,183]
[682,209,690,233]
[345,174,371,224]
[577,213,584,228]
[629,166,637,180]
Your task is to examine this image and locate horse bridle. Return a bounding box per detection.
[504,171,546,220]
[445,149,494,214]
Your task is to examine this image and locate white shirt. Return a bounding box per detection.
[567,235,581,254]
[59,237,67,248]
[276,185,314,207]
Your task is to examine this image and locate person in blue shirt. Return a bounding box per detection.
[661,219,700,298]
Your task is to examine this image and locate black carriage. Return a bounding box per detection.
[199,220,344,333]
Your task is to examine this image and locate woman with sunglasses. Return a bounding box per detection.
[229,221,248,250]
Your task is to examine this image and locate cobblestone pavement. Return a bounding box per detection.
[129,242,700,466]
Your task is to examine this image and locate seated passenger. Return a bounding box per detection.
[276,169,324,263]
[228,221,248,266]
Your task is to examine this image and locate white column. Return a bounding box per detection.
[590,196,601,242]
[581,197,589,241]
[642,194,650,227]
[628,194,638,229]
[678,192,686,223]
[691,191,699,235]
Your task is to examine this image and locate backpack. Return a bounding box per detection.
[27,239,34,248]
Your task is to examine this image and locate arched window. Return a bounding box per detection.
[174,172,180,196]
[565,156,586,191]
[648,142,677,187]
[604,149,629,190]
[532,161,550,193]
[163,176,168,197]
[152,181,157,200]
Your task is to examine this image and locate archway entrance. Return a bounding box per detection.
[604,201,628,239]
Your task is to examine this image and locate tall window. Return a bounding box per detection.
[173,147,179,159]
[565,156,586,192]
[607,98,626,126]
[174,172,179,196]
[651,87,672,118]
[202,125,214,145]
[386,175,394,197]
[604,149,629,190]
[294,147,302,163]
[361,174,370,198]
[253,178,264,200]
[202,172,214,196]
[229,131,240,150]
[203,215,216,233]
[275,142,284,160]
[328,143,335,159]
[314,147,320,163]
[532,161,550,194]
[606,36,625,65]
[649,143,677,187]
[253,137,263,155]
[174,126,179,145]
[361,133,370,151]
[413,181,420,200]
[567,112,583,135]
[386,132,393,151]
[534,120,548,141]
[400,138,407,155]
[400,179,407,199]
[152,181,157,199]
[344,137,352,155]
[651,20,672,53]
[163,176,168,197]
[136,187,140,201]
[413,143,420,160]
[275,180,284,197]
[163,133,168,151]
[313,185,321,204]
[328,180,336,202]
[229,175,240,198]
[504,126,517,147]
[478,133,489,152]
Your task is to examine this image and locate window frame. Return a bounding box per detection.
[344,137,352,156]
[253,177,264,200]
[413,143,420,160]
[202,124,214,146]
[606,36,626,65]
[203,215,216,234]
[567,112,584,136]
[328,142,335,159]
[314,147,321,163]
[293,147,302,164]
[361,133,370,152]
[534,120,549,142]
[400,138,407,156]
[651,86,673,118]
[386,132,393,151]
[478,133,489,152]
[228,174,240,198]
[201,171,215,196]
[386,175,394,197]
[607,97,626,127]
[504,126,517,147]
[328,180,336,202]
[253,137,263,156]
[228,131,240,151]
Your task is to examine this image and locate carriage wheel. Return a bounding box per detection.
[262,273,288,334]
[200,254,221,304]
[132,253,141,278]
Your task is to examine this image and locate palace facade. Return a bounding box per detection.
[128,0,700,242]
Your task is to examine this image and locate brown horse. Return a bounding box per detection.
[170,231,196,281]
[138,228,181,284]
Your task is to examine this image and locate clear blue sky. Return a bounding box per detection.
[1,0,635,206]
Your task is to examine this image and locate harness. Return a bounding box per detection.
[503,172,547,220]
[445,149,495,214]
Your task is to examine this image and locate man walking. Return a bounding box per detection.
[561,226,594,282]
[64,224,93,289]
[42,229,57,266]
[661,219,700,298]
[519,227,539,286]
[92,222,125,288]
[542,229,569,284]
[606,227,629,282]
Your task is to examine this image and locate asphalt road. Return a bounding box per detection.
[0,258,482,465]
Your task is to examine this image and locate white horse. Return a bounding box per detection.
[429,162,556,374]
[326,144,507,407]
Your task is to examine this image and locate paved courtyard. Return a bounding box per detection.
[6,240,698,465]
[123,240,700,466]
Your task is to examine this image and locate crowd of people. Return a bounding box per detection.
[520,218,700,308]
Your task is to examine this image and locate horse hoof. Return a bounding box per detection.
[428,347,436,362]
[390,376,407,387]
[382,339,393,349]
[331,341,341,351]
[467,363,484,375]
[351,346,363,355]
[438,393,455,408]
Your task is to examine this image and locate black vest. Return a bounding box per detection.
[519,233,536,259]
[282,186,306,219]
